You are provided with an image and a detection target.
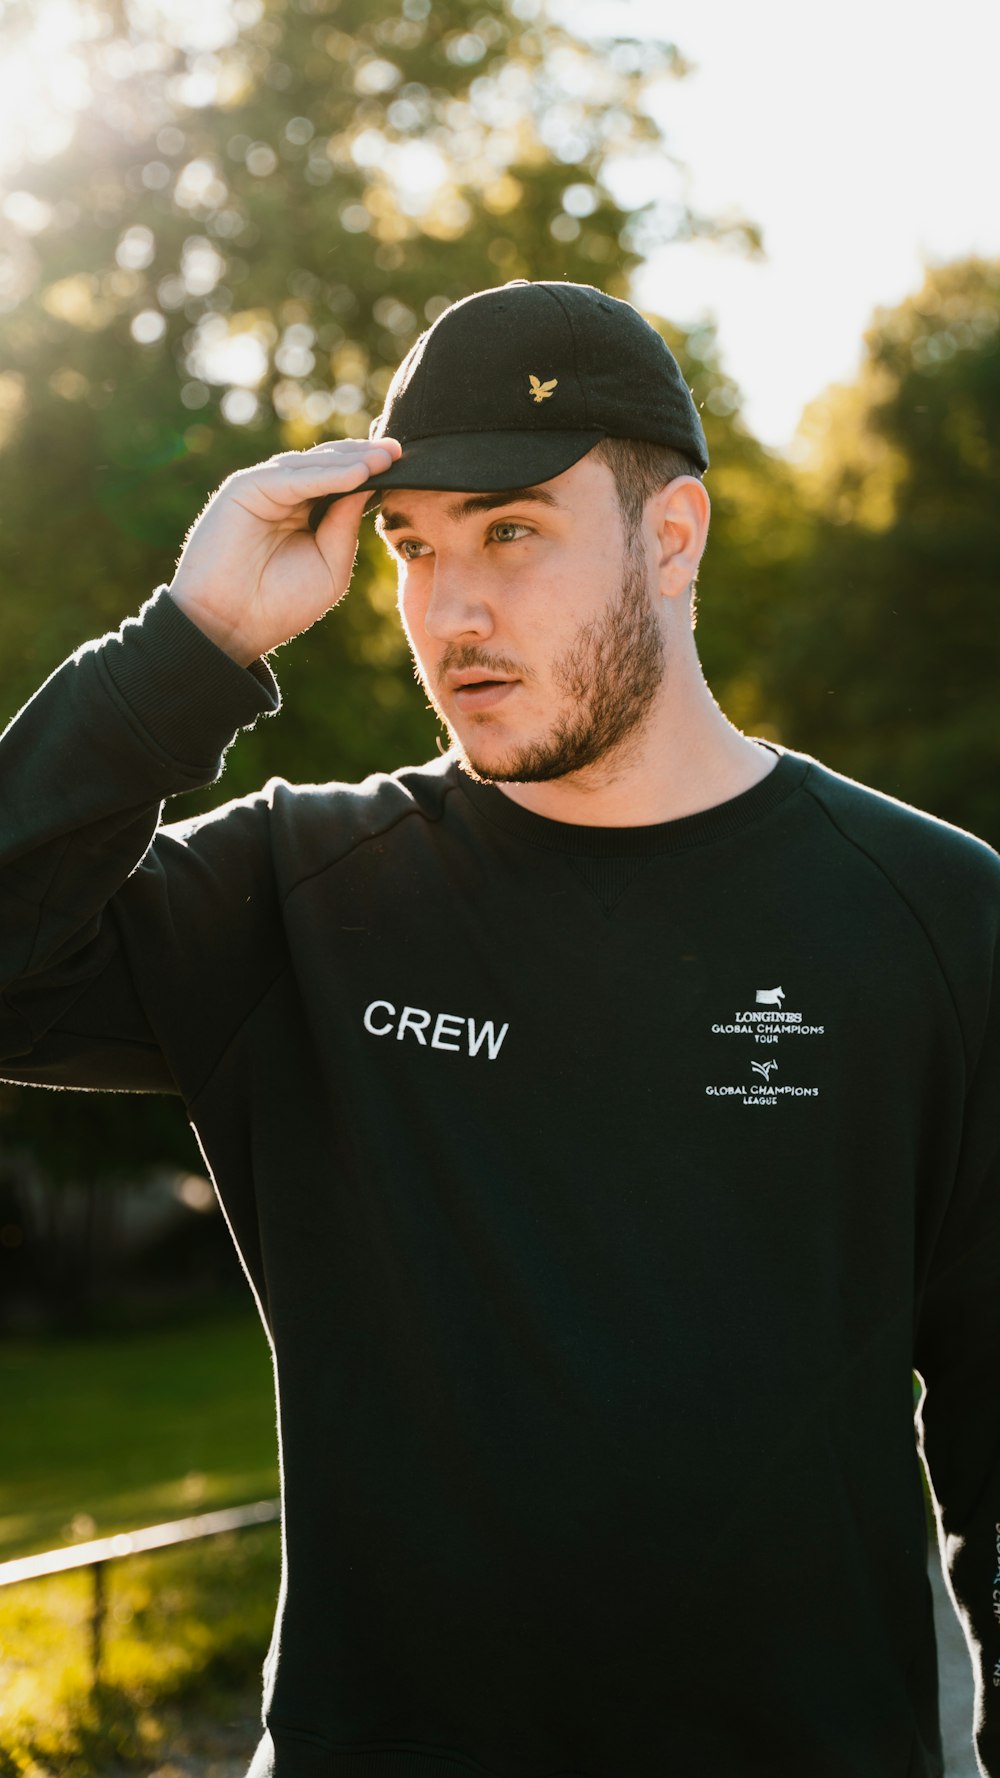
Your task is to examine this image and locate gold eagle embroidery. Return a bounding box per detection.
[528,375,558,404]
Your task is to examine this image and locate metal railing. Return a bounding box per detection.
[0,1497,280,1685]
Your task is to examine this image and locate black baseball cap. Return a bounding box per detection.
[308,279,708,532]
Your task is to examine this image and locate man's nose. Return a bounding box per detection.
[422,560,493,641]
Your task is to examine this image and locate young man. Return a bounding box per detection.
[1,280,998,1778]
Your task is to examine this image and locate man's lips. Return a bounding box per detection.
[442,667,515,690]
[442,669,520,713]
[451,678,518,713]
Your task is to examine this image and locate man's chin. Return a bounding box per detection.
[440,711,590,785]
[452,742,574,786]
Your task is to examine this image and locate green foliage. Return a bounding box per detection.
[771,257,1000,844]
[3,3,994,1214]
[0,1308,279,1771]
[0,1310,277,1556]
[0,1534,278,1774]
[0,0,754,781]
[0,0,764,1197]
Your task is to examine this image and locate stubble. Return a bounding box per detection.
[428,543,666,786]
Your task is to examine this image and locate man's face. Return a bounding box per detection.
[376,452,667,786]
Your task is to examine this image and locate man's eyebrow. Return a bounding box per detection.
[376,486,561,535]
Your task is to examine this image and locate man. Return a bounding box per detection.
[1,279,998,1778]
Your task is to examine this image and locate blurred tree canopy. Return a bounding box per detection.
[762,256,1000,846]
[0,0,771,1231]
[0,0,761,796]
[0,0,996,1244]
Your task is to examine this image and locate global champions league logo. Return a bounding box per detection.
[705,987,823,1108]
[750,1058,779,1082]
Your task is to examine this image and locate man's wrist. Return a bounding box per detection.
[166,584,260,668]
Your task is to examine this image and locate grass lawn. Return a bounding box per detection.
[0,1307,279,1557]
[0,1307,281,1775]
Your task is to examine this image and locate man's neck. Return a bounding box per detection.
[491,684,778,829]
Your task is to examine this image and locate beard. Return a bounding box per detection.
[416,541,666,785]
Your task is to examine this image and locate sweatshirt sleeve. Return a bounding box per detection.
[0,586,280,1094]
[914,903,1000,1775]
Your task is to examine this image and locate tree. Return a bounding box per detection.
[0,0,771,1243]
[0,0,761,787]
[762,256,1000,846]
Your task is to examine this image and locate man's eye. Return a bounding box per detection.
[397,539,431,560]
[491,521,530,543]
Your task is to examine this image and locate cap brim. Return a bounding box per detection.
[308,429,604,532]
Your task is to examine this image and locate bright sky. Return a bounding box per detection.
[595,0,1000,455]
[2,0,998,457]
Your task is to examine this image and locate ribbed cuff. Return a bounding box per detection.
[99,585,280,771]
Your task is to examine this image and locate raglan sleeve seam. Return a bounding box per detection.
[800,776,976,1076]
[190,774,463,1104]
[275,775,460,909]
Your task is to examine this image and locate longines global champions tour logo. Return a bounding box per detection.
[705,982,824,1108]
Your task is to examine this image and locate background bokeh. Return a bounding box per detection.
[2,0,998,1283]
[0,0,996,1765]
[2,0,998,1335]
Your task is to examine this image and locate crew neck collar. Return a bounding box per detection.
[455,744,808,857]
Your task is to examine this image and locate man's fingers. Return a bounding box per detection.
[304,437,402,456]
[267,438,402,465]
[264,451,398,489]
[289,444,398,533]
[234,443,400,530]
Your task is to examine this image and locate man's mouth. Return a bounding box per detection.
[445,670,519,713]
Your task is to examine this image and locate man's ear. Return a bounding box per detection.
[649,477,711,602]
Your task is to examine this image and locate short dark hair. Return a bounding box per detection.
[591,437,705,549]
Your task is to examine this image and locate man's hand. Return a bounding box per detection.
[166,437,402,665]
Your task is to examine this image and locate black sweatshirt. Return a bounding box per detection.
[2,588,1000,1778]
